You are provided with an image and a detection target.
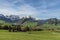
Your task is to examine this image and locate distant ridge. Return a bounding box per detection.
[0,14,59,25]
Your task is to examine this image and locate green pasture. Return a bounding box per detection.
[0,30,60,40]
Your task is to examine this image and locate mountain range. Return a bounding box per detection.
[0,14,60,25]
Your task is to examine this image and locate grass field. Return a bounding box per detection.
[0,30,60,40]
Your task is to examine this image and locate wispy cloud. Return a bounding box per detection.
[0,0,37,17]
[0,0,60,19]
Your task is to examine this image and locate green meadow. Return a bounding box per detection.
[0,30,60,40]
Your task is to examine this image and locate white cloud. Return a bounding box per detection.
[0,3,38,17]
[0,0,60,19]
[18,4,37,15]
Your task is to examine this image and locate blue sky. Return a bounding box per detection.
[0,0,60,19]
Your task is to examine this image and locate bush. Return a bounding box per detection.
[8,25,12,32]
[21,27,27,32]
[17,25,21,31]
[3,25,9,30]
[33,26,43,31]
[0,25,2,29]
